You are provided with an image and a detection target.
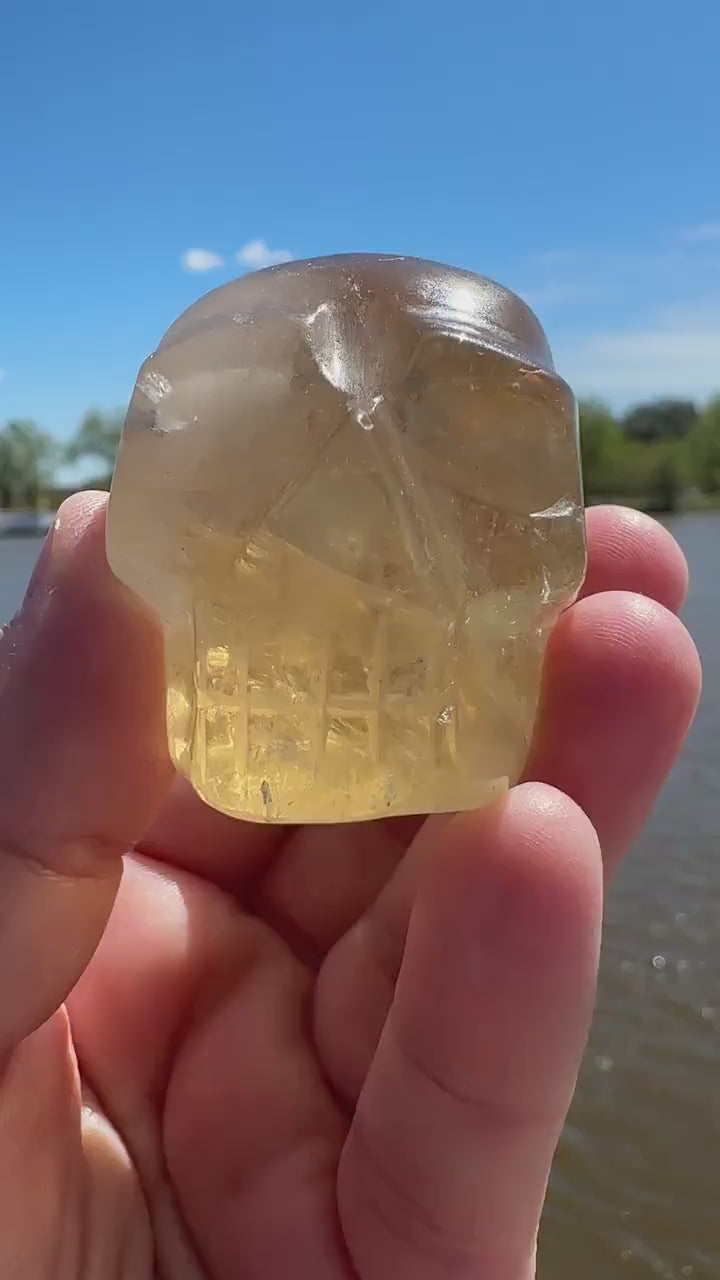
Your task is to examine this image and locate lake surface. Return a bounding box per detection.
[1,515,719,1278]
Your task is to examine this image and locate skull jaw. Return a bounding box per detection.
[176,748,510,824]
[158,526,549,824]
[165,661,515,824]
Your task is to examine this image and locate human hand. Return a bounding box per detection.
[0,495,700,1279]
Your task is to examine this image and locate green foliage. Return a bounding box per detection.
[64,408,124,479]
[2,397,720,515]
[578,400,624,496]
[0,409,122,510]
[687,396,720,494]
[0,420,59,510]
[622,398,699,442]
[580,396,719,511]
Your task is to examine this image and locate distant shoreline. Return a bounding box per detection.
[0,510,55,538]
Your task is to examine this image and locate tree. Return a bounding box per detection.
[65,408,124,482]
[622,398,698,442]
[578,400,694,510]
[646,440,689,512]
[578,400,623,500]
[688,396,720,494]
[0,420,58,510]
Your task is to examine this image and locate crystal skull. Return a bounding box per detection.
[107,254,586,823]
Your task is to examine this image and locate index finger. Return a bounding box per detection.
[339,785,602,1280]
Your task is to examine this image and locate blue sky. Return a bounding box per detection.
[1,0,720,440]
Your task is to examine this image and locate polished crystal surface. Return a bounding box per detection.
[107,254,586,823]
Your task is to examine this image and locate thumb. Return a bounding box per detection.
[0,493,172,1057]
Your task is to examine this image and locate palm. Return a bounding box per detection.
[68,819,409,1278]
[0,496,699,1280]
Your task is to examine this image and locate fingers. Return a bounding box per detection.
[337,786,602,1280]
[248,818,415,959]
[0,493,172,1055]
[525,591,701,872]
[580,506,689,610]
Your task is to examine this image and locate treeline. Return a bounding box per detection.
[0,411,122,509]
[1,398,720,514]
[580,396,720,511]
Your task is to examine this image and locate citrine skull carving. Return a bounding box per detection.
[107,255,586,823]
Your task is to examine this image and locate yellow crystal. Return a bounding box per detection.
[107,254,586,823]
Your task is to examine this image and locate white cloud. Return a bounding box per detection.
[515,236,720,405]
[520,243,715,315]
[236,239,293,270]
[522,282,596,310]
[181,248,225,273]
[555,302,720,405]
[678,222,720,243]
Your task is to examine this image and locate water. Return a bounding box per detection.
[542,513,720,1280]
[0,536,47,611]
[1,515,719,1277]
